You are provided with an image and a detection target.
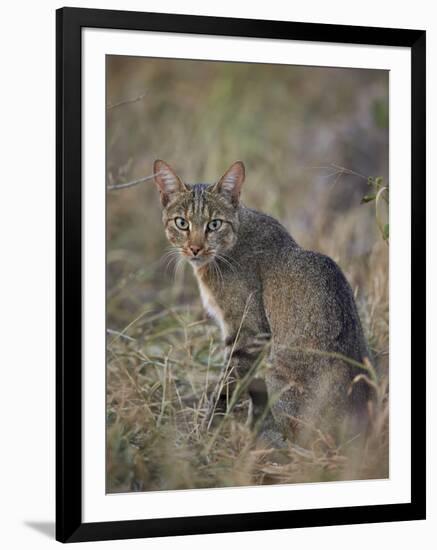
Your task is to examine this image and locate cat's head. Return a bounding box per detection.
[154,160,245,268]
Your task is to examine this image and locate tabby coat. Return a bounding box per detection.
[154,160,370,446]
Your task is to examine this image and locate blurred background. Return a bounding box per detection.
[107,57,388,325]
[106,56,389,492]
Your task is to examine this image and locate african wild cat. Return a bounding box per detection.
[154,159,370,447]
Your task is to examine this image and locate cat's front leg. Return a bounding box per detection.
[205,331,272,428]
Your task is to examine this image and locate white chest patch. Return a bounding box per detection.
[197,279,226,337]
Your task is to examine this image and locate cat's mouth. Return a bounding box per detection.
[183,250,215,266]
[188,255,213,266]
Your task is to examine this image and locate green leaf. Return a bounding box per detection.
[361,194,376,204]
[383,223,389,240]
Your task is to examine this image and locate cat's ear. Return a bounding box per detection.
[212,161,245,206]
[154,160,188,206]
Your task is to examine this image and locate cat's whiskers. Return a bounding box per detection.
[173,255,186,281]
[160,246,181,261]
[211,258,225,288]
[215,253,239,274]
[165,255,180,274]
[160,247,183,275]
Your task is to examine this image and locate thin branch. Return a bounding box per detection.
[329,163,369,181]
[107,172,161,191]
[106,92,148,111]
[106,328,136,343]
[303,164,368,181]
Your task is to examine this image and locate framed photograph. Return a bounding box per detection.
[56,7,426,543]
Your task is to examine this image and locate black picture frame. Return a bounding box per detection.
[56,6,426,543]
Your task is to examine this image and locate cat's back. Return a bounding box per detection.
[263,245,368,365]
[238,208,366,356]
[236,207,346,290]
[235,206,298,256]
[238,207,352,299]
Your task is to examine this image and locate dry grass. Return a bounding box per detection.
[106,56,389,493]
[106,242,389,493]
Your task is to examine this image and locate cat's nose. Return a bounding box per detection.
[189,245,202,256]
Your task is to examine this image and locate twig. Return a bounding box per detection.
[106,328,136,343]
[329,163,368,181]
[107,172,159,191]
[106,92,148,110]
[304,164,368,181]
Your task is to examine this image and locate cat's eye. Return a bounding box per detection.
[174,217,189,230]
[207,219,222,232]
